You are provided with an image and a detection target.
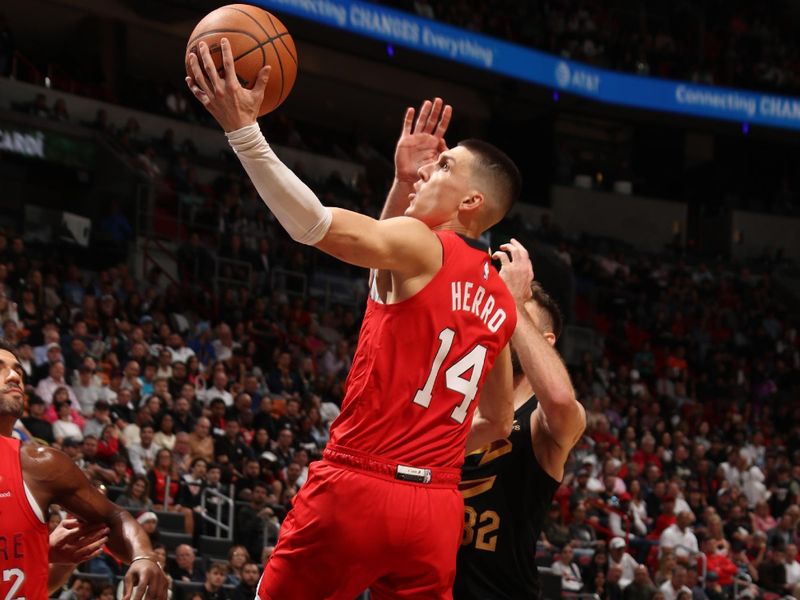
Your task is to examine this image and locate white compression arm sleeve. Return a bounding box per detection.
[226,123,332,245]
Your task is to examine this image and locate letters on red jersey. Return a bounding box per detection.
[0,437,49,600]
[329,231,517,469]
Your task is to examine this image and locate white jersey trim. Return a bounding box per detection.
[23,480,46,523]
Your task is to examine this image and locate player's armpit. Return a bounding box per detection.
[316,209,442,275]
[464,344,513,453]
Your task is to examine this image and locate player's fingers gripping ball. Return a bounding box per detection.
[186,4,298,116]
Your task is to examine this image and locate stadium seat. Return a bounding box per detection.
[160,531,193,552]
[198,535,232,560]
[154,510,185,532]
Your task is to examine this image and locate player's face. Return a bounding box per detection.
[0,349,25,417]
[405,146,474,227]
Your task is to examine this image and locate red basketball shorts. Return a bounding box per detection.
[257,452,464,600]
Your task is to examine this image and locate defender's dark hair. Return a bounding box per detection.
[457,139,522,221]
[531,282,564,340]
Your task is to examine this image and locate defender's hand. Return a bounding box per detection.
[186,37,270,132]
[49,518,109,564]
[395,97,452,183]
[493,238,533,305]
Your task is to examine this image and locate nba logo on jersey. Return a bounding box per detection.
[482,260,489,280]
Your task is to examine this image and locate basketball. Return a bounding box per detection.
[185,4,297,116]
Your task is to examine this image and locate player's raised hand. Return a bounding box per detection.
[185,37,270,132]
[395,97,452,183]
[493,238,533,305]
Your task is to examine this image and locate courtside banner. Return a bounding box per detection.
[257,0,800,131]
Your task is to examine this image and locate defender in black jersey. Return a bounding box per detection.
[454,240,586,600]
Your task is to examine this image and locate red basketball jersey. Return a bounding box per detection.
[328,231,517,469]
[0,437,49,600]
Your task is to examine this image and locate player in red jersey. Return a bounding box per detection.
[0,340,168,600]
[187,41,520,599]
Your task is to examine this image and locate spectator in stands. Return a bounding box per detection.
[172,431,193,474]
[171,395,197,434]
[52,398,83,444]
[199,562,230,600]
[660,566,691,600]
[200,370,233,407]
[167,333,195,364]
[272,427,295,472]
[235,482,277,562]
[110,387,134,426]
[148,447,180,510]
[214,418,252,476]
[116,474,153,512]
[786,542,800,594]
[81,435,116,483]
[154,412,176,450]
[569,503,597,552]
[552,543,584,592]
[609,537,639,589]
[232,562,260,600]
[36,361,77,406]
[751,501,777,533]
[170,544,204,583]
[768,509,798,549]
[224,545,250,586]
[660,511,698,562]
[128,422,159,475]
[623,565,657,600]
[757,544,789,595]
[188,417,214,463]
[21,394,53,444]
[136,511,160,545]
[58,576,93,600]
[83,399,113,439]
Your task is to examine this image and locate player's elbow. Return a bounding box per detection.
[488,409,514,440]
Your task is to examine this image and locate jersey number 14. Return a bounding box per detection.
[413,328,488,424]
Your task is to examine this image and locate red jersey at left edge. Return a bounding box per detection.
[329,231,517,470]
[0,436,49,600]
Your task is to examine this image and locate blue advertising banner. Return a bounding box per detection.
[256,0,800,131]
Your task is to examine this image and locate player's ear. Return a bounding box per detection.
[543,332,557,347]
[460,191,484,213]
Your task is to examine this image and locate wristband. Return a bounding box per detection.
[130,555,163,571]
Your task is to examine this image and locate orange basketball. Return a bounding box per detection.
[186,4,298,116]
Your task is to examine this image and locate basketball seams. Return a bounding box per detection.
[187,28,259,49]
[187,6,296,112]
[263,11,298,66]
[225,5,289,109]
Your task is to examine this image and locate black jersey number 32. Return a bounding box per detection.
[462,506,500,552]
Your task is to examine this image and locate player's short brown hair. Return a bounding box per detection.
[530,282,563,340]
[458,139,521,223]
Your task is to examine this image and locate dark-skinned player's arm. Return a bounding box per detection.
[49,518,110,593]
[500,240,585,480]
[464,343,513,453]
[21,446,169,600]
[381,98,452,220]
[185,39,442,276]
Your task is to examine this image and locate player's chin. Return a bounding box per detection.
[0,395,23,416]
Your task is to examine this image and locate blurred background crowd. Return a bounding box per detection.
[1,0,800,599]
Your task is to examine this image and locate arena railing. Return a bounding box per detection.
[163,476,235,540]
